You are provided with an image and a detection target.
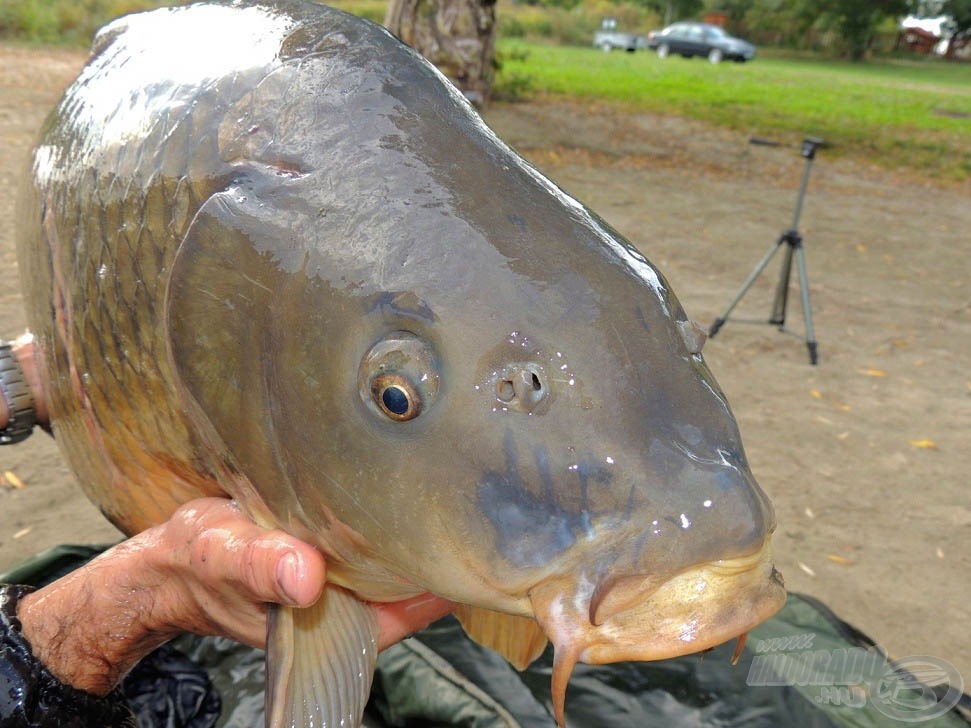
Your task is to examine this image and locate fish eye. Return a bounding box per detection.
[372,375,421,421]
[359,332,440,423]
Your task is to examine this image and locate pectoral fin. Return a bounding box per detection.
[266,584,379,728]
[455,604,548,670]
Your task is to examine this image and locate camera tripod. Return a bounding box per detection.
[709,137,823,365]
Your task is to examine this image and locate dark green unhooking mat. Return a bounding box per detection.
[4,545,968,727]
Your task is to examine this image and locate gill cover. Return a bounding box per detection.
[167,185,381,727]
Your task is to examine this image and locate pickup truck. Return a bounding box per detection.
[592,18,648,52]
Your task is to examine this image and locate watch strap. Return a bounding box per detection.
[0,341,37,445]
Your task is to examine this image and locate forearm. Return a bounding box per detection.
[1,585,137,726]
[16,537,180,695]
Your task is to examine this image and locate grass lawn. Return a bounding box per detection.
[496,41,971,181]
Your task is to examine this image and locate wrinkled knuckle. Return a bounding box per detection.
[184,528,218,571]
[242,539,273,597]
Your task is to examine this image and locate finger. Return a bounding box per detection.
[271,543,327,607]
[201,532,326,608]
[180,500,326,608]
[373,594,456,650]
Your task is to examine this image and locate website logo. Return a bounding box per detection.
[746,636,964,722]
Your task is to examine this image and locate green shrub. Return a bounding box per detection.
[0,0,388,45]
[500,4,553,38]
[494,45,534,100]
[499,1,660,46]
[325,0,388,24]
[0,0,177,45]
[0,1,64,44]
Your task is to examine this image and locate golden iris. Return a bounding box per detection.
[371,373,422,421]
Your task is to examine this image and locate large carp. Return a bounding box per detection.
[16,1,785,725]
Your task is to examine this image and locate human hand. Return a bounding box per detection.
[17,498,453,695]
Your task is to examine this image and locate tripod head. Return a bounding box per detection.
[801,137,824,160]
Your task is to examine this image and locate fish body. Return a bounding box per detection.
[16,1,785,725]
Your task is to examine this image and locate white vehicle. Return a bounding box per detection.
[593,17,649,52]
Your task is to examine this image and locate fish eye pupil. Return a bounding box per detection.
[382,385,411,416]
[359,333,437,422]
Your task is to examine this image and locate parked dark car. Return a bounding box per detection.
[647,22,756,63]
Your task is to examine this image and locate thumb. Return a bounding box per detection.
[240,538,326,607]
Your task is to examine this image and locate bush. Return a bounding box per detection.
[326,0,388,24]
[0,0,176,45]
[499,4,554,38]
[500,0,660,46]
[494,45,535,100]
[0,0,389,45]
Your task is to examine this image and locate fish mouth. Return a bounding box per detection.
[529,541,785,726]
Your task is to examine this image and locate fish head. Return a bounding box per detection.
[162,4,785,701]
[349,219,787,668]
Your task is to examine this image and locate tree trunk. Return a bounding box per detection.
[385,0,497,107]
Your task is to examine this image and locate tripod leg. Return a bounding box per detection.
[770,234,795,327]
[794,245,819,365]
[709,239,782,337]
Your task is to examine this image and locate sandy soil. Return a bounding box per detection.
[1,45,968,686]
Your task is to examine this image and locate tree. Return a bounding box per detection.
[799,0,909,59]
[705,0,756,25]
[930,0,971,58]
[385,0,497,106]
[936,0,971,34]
[642,0,704,25]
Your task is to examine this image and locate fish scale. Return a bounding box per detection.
[39,78,229,530]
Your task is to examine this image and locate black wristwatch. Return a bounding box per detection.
[0,340,37,445]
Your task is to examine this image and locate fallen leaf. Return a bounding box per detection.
[837,431,850,440]
[810,390,823,399]
[826,554,853,565]
[798,561,816,577]
[2,471,24,489]
[909,439,939,450]
[859,368,886,377]
[804,507,815,519]
[12,527,32,539]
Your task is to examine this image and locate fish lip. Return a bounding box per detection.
[589,543,779,627]
[528,543,785,727]
[531,541,786,666]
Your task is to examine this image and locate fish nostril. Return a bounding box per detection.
[493,364,548,412]
[526,374,546,408]
[518,367,547,409]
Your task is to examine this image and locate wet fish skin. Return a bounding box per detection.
[16,1,785,726]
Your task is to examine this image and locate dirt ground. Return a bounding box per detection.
[1,44,968,686]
